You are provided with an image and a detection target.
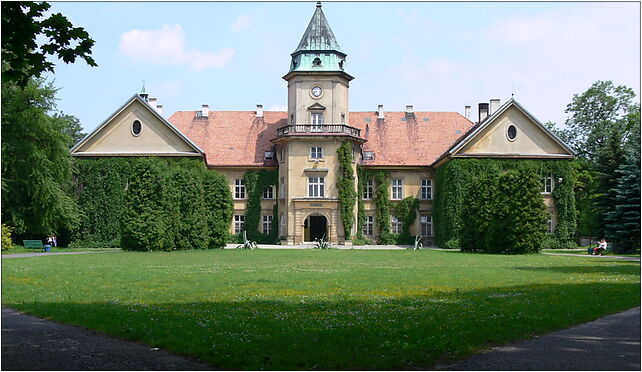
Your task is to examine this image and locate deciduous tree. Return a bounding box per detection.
[2,1,97,86]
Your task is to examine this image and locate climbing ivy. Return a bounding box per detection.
[392,196,420,244]
[374,171,394,244]
[243,169,278,243]
[336,142,357,241]
[73,157,232,250]
[434,158,577,250]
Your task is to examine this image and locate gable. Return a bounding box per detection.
[72,96,202,157]
[451,101,573,159]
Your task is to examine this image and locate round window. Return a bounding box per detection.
[132,120,142,136]
[507,125,517,141]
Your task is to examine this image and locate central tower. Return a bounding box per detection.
[283,2,353,127]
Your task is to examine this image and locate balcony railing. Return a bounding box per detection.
[276,124,361,138]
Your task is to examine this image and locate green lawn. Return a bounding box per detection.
[2,246,121,255]
[2,250,639,370]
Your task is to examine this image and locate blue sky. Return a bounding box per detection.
[44,1,640,132]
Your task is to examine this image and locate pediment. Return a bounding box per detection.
[450,100,574,159]
[71,95,202,157]
[307,102,326,111]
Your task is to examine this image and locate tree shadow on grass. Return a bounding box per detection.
[4,282,640,370]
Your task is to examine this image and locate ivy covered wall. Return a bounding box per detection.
[242,169,278,243]
[433,158,577,250]
[73,157,232,250]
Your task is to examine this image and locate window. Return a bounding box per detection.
[263,215,273,235]
[391,216,402,234]
[421,179,432,200]
[363,215,374,236]
[264,151,273,160]
[421,216,432,236]
[234,179,246,199]
[310,146,323,160]
[279,177,285,199]
[313,57,321,67]
[263,185,274,199]
[363,151,375,161]
[391,178,403,200]
[363,179,373,199]
[308,176,325,197]
[132,120,142,136]
[507,125,517,141]
[311,112,323,132]
[234,215,245,234]
[543,175,553,193]
[280,148,285,163]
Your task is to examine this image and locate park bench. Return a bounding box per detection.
[23,240,46,252]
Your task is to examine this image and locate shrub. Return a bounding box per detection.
[120,158,169,251]
[2,224,14,251]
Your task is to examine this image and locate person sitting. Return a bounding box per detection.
[594,238,607,255]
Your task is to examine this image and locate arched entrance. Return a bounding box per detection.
[304,214,328,242]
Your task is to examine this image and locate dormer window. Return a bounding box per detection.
[264,151,274,160]
[312,57,321,67]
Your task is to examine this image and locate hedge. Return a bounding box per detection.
[73,157,232,250]
[434,158,577,252]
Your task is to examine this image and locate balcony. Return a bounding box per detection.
[276,124,361,138]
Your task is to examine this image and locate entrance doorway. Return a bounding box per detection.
[304,215,328,242]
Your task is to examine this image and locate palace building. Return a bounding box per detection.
[71,3,575,246]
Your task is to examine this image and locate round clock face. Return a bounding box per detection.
[311,86,322,97]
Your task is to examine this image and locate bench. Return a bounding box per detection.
[23,240,45,252]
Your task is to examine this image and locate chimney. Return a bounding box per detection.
[256,104,264,118]
[148,97,158,108]
[464,105,471,119]
[201,104,209,118]
[156,104,163,115]
[377,104,384,119]
[478,103,489,123]
[406,105,414,114]
[490,99,501,115]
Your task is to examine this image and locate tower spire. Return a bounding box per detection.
[139,81,149,102]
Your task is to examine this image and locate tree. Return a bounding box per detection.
[605,106,641,252]
[560,81,638,239]
[563,81,636,161]
[53,113,86,148]
[1,77,79,236]
[2,1,97,86]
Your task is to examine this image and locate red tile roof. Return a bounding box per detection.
[168,110,473,167]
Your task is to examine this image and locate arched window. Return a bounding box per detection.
[312,57,321,67]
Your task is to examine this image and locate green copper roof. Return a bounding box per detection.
[288,3,350,75]
[293,2,343,56]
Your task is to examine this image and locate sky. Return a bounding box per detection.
[43,1,641,133]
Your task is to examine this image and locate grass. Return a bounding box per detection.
[2,249,639,370]
[2,246,121,255]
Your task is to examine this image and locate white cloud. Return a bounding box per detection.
[119,24,235,71]
[231,14,256,32]
[268,104,287,111]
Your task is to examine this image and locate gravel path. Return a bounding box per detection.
[2,251,119,259]
[1,307,213,370]
[440,307,641,370]
[542,253,640,261]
